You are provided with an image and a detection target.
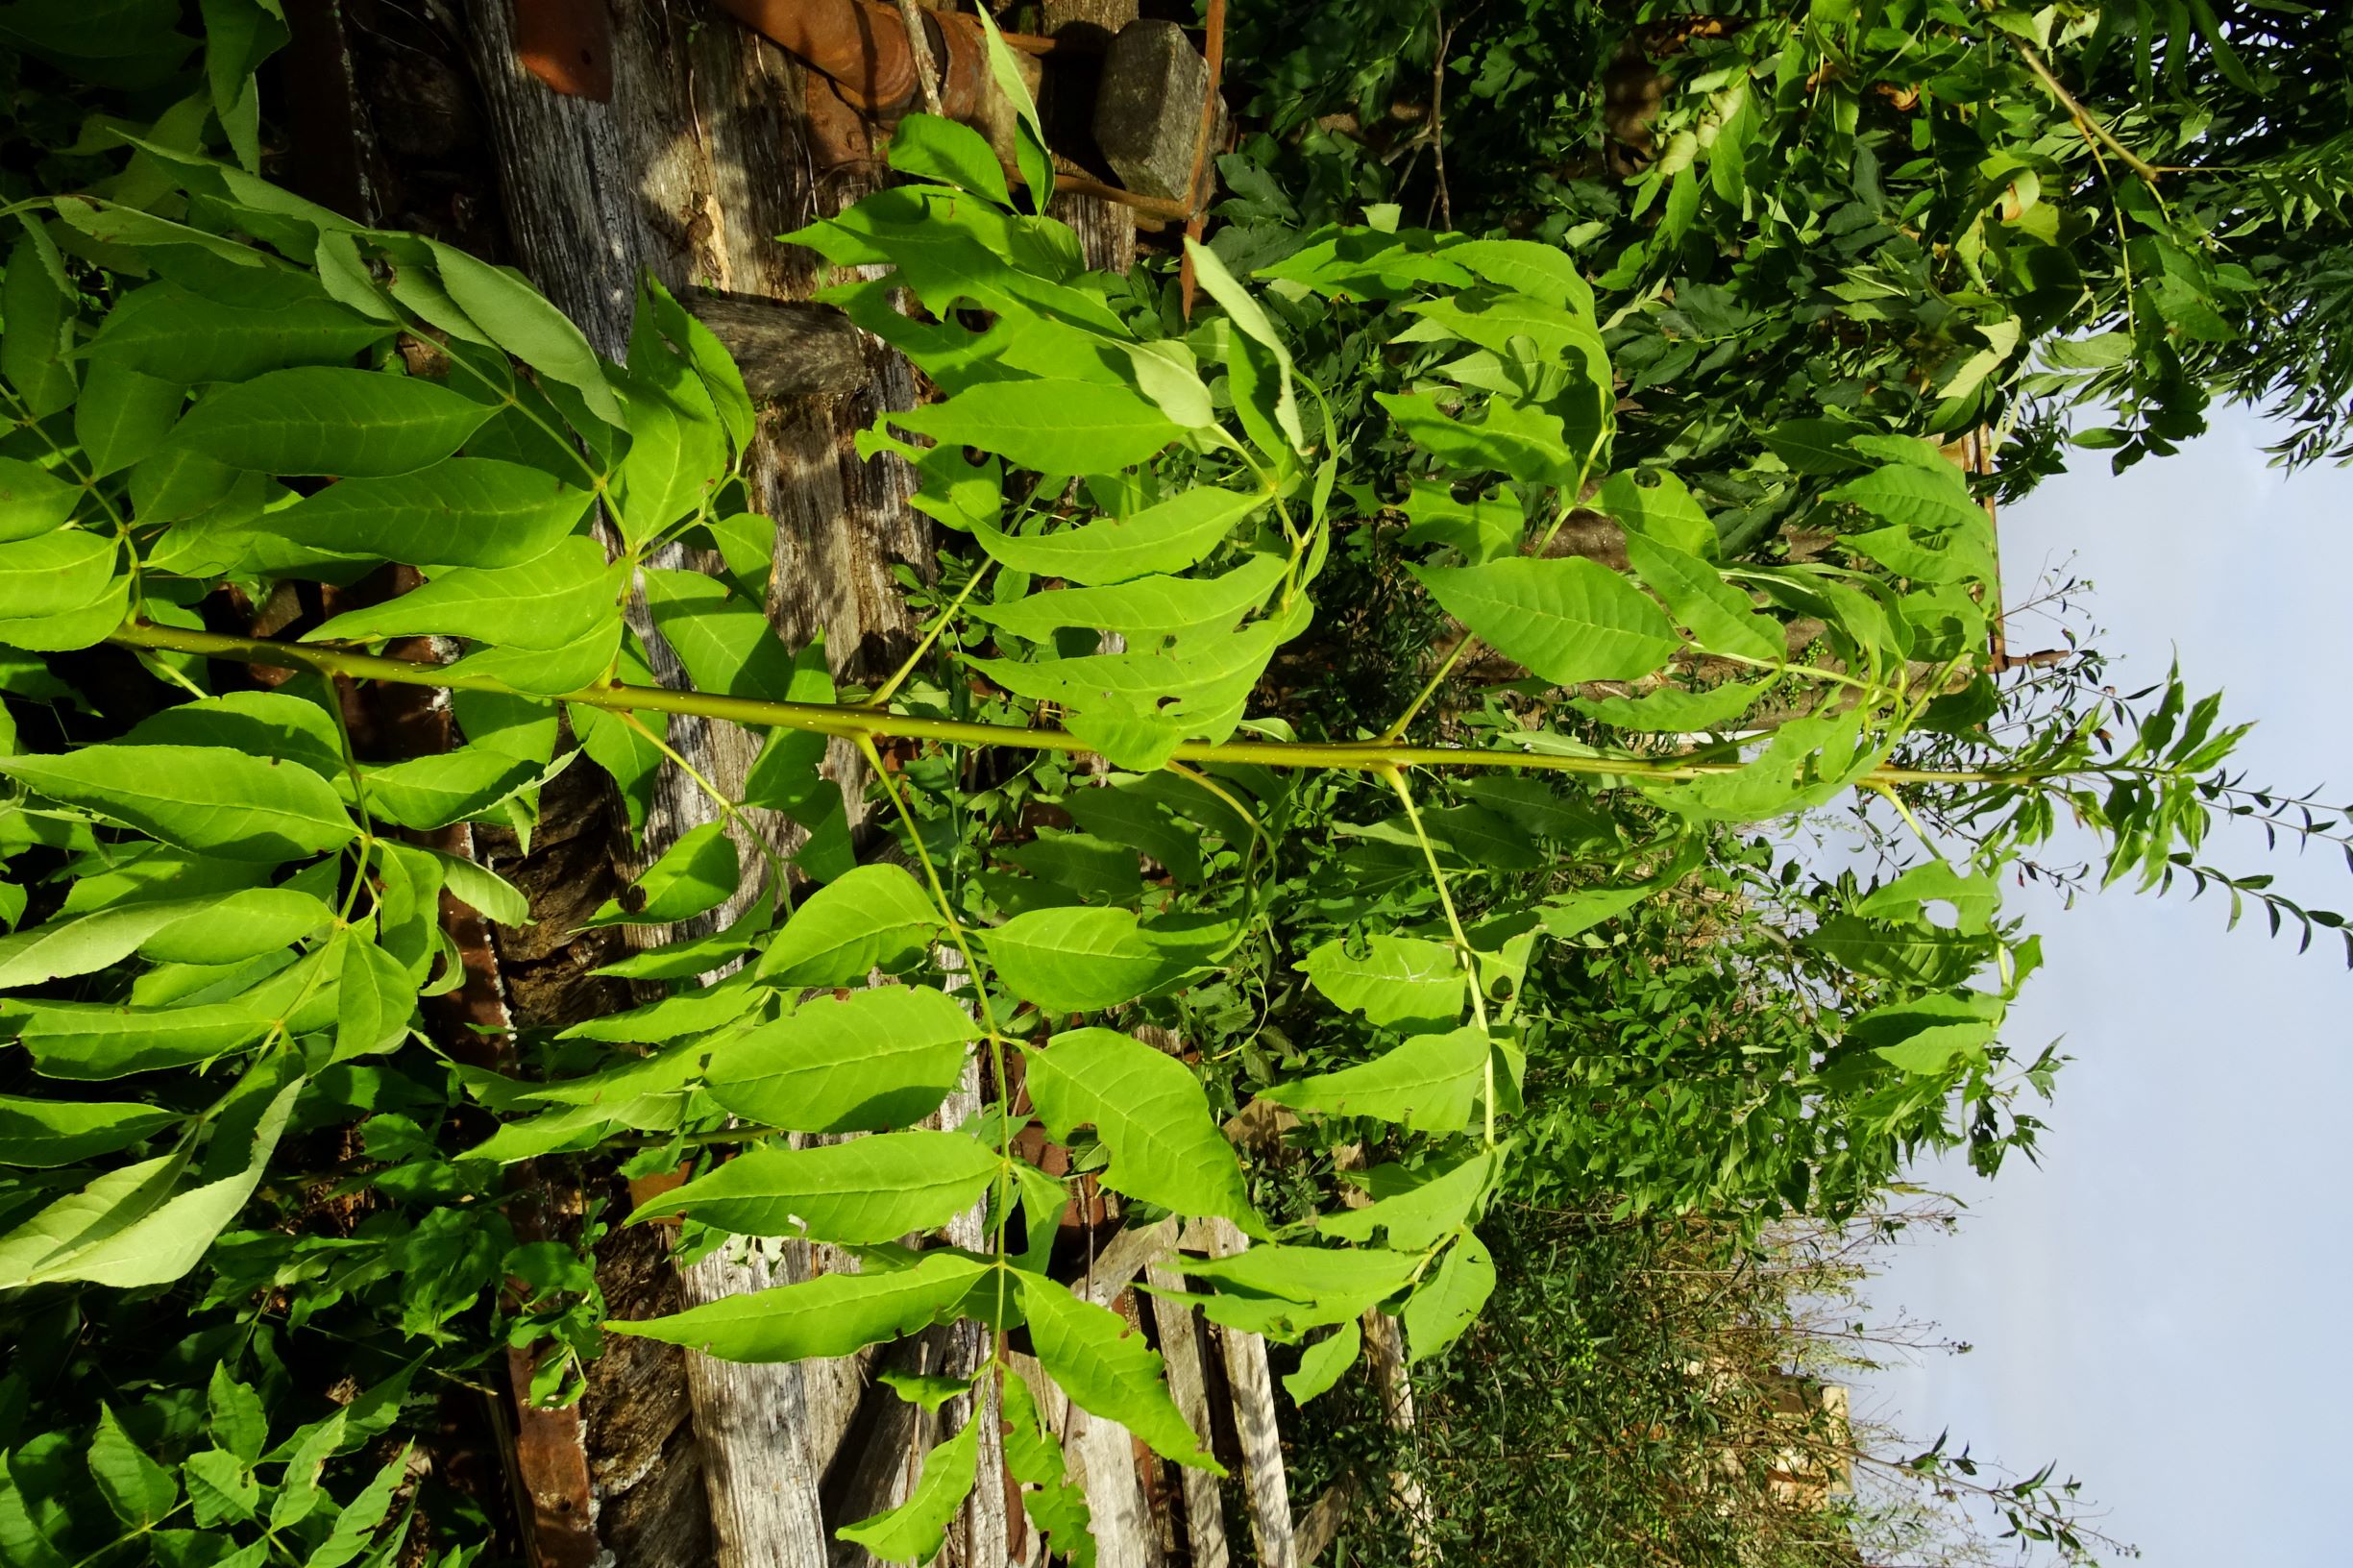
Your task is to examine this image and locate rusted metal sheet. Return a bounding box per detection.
[513,0,612,100]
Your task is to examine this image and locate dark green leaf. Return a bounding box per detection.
[168,366,494,477]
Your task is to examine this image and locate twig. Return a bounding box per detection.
[2009,36,2160,185]
[1430,7,1456,231]
[894,0,943,116]
[1178,0,1229,321]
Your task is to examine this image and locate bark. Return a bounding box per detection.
[457,4,929,1564]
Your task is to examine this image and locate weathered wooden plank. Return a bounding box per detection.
[1144,1262,1231,1568]
[1078,1215,1180,1308]
[1199,1219,1295,1568]
[675,1239,833,1566]
[1068,1401,1164,1568]
[1334,1146,1434,1556]
[1042,0,1141,273]
[1291,1480,1356,1566]
[937,1058,1010,1568]
[689,295,870,398]
[460,3,934,1562]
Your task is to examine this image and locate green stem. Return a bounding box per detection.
[615,709,792,895]
[1385,767,1494,1144]
[866,559,995,710]
[439,350,607,490]
[1710,649,1884,698]
[857,732,1020,1359]
[102,621,2086,790]
[1382,638,1473,742]
[1396,425,1607,740]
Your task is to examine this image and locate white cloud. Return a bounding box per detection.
[1860,407,2353,1568]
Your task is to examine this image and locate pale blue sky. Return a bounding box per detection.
[1860,405,2353,1566]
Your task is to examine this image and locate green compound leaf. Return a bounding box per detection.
[971,609,1295,770]
[636,1131,998,1244]
[208,1365,269,1462]
[0,746,356,862]
[265,458,594,570]
[87,280,391,383]
[426,847,532,926]
[358,748,543,832]
[895,379,1179,476]
[75,360,183,478]
[877,1370,974,1414]
[1848,992,2002,1074]
[1411,556,1679,685]
[1596,469,1715,559]
[425,239,625,428]
[607,1250,986,1360]
[582,821,739,927]
[1281,1317,1361,1406]
[1623,533,1784,664]
[0,528,117,619]
[1403,1230,1496,1362]
[973,552,1286,642]
[1441,237,1596,316]
[1257,1026,1489,1135]
[1377,391,1580,488]
[1024,1028,1264,1236]
[835,1418,980,1565]
[1400,291,1609,391]
[1018,1271,1223,1472]
[1829,458,1983,539]
[968,484,1268,585]
[0,454,81,541]
[0,1095,182,1167]
[1002,1365,1093,1567]
[1854,860,1999,935]
[642,568,805,700]
[90,1406,179,1528]
[1645,709,1877,824]
[9,996,287,1080]
[889,112,1012,207]
[120,688,347,775]
[1806,916,1992,990]
[1297,935,1465,1033]
[1318,1148,1501,1252]
[988,906,1222,1015]
[306,536,623,651]
[182,1447,259,1528]
[703,986,976,1134]
[141,885,336,964]
[0,1078,299,1288]
[753,863,941,987]
[167,365,493,477]
[335,937,420,1060]
[1167,1243,1421,1336]
[0,895,232,989]
[1401,479,1522,563]
[1568,680,1764,732]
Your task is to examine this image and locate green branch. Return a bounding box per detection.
[107,621,2051,789]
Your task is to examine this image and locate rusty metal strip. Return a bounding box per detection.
[504,1347,605,1568]
[1178,0,1229,317]
[512,0,613,100]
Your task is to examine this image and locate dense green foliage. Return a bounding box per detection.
[1226,0,2353,493]
[1293,1203,2122,1567]
[0,4,2343,1565]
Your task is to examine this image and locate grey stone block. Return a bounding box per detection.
[1092,18,1214,203]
